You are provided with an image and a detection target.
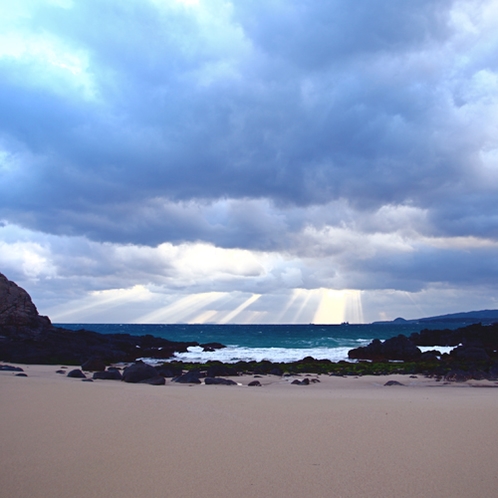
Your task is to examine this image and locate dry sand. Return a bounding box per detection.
[1,365,498,498]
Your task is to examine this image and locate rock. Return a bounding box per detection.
[122,361,158,383]
[384,380,404,386]
[488,362,498,380]
[204,377,237,385]
[291,378,310,385]
[173,370,202,384]
[139,376,166,386]
[0,364,24,371]
[269,367,283,376]
[93,368,122,380]
[450,346,489,362]
[15,372,28,377]
[200,342,226,352]
[56,370,65,374]
[0,272,222,365]
[67,369,86,378]
[81,358,106,372]
[444,369,471,382]
[81,379,93,382]
[0,272,52,339]
[419,351,441,361]
[349,335,421,361]
[206,363,238,377]
[248,380,261,386]
[155,364,183,378]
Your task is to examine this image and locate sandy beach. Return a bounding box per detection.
[1,366,498,498]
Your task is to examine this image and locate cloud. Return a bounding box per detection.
[1,0,498,322]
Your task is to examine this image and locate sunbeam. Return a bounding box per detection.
[219,294,261,324]
[135,292,225,323]
[289,288,316,323]
[48,285,151,322]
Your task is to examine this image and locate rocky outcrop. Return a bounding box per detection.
[0,272,52,339]
[348,335,421,361]
[0,272,225,365]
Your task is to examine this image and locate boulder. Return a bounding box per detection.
[384,380,404,386]
[450,346,489,362]
[173,370,202,384]
[67,369,86,378]
[204,377,237,385]
[93,368,122,380]
[81,358,106,372]
[139,376,166,386]
[349,335,421,361]
[200,342,226,352]
[248,380,261,386]
[122,362,158,383]
[155,364,183,378]
[0,364,24,372]
[444,369,471,382]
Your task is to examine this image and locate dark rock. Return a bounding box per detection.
[384,380,404,386]
[204,377,237,385]
[56,370,65,374]
[348,338,383,360]
[349,335,421,361]
[67,369,86,378]
[206,363,238,377]
[173,370,202,384]
[122,361,158,383]
[269,367,283,376]
[488,362,498,380]
[139,376,166,386]
[93,369,122,380]
[0,272,52,340]
[445,369,471,382]
[81,358,106,372]
[81,379,93,382]
[200,342,226,352]
[15,373,28,377]
[155,364,183,378]
[451,346,489,362]
[0,272,217,365]
[0,364,24,371]
[291,378,310,385]
[248,380,261,386]
[381,335,421,360]
[311,378,320,383]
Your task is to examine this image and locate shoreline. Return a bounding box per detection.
[2,364,498,497]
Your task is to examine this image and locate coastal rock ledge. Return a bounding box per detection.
[0,272,219,365]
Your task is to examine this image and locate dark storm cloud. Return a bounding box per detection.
[0,0,497,251]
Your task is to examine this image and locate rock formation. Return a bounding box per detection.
[0,272,53,339]
[0,272,223,365]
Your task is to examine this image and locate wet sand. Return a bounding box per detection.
[1,365,498,498]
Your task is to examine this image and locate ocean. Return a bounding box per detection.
[56,321,471,363]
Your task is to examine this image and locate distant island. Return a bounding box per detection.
[374,309,498,326]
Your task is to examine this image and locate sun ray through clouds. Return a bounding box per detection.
[313,289,364,324]
[135,292,225,323]
[219,294,261,324]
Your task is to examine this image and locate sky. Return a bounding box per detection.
[1,0,498,324]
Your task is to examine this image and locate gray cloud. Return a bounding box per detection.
[1,0,498,321]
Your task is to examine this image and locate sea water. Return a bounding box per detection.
[56,322,468,363]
